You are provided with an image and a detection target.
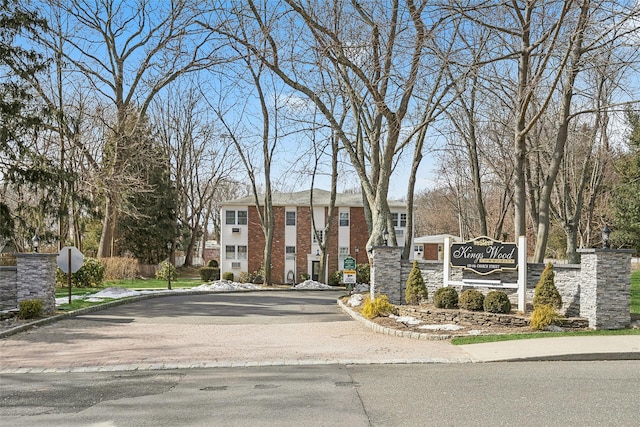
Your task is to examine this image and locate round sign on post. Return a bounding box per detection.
[57,246,84,305]
[57,246,84,274]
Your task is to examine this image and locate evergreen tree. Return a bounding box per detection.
[116,114,177,264]
[533,262,562,309]
[405,260,428,305]
[0,0,50,240]
[611,109,640,252]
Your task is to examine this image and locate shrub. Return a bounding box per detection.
[300,273,310,281]
[238,271,254,283]
[155,261,177,281]
[56,257,105,288]
[222,272,234,281]
[200,267,219,282]
[361,294,398,319]
[101,257,138,280]
[207,259,219,268]
[19,299,43,319]
[459,289,485,311]
[533,262,562,309]
[405,260,428,305]
[529,305,563,331]
[434,287,458,309]
[483,291,512,314]
[356,263,370,284]
[328,270,342,286]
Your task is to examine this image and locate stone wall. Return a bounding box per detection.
[371,246,633,329]
[0,253,57,314]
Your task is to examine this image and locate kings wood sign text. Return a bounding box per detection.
[450,237,518,275]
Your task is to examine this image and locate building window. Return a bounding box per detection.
[225,245,235,259]
[226,245,247,260]
[237,245,247,259]
[338,247,349,267]
[312,230,324,244]
[339,212,350,226]
[285,246,296,260]
[225,211,235,225]
[391,212,407,227]
[286,211,296,226]
[226,210,248,225]
[414,244,424,253]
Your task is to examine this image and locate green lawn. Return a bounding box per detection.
[452,268,640,346]
[451,328,640,345]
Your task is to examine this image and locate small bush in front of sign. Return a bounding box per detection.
[405,260,428,305]
[434,287,459,309]
[483,291,511,314]
[533,262,562,309]
[529,305,562,331]
[329,270,342,286]
[56,257,105,288]
[459,289,485,311]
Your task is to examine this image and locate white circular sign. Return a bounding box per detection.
[57,246,84,273]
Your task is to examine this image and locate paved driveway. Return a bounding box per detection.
[0,291,470,372]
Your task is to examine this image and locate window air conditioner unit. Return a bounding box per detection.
[232,262,241,269]
[232,227,240,233]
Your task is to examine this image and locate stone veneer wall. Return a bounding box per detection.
[0,266,17,311]
[371,246,632,329]
[0,254,57,314]
[577,248,633,329]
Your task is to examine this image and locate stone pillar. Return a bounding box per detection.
[577,248,634,330]
[0,266,18,311]
[370,246,403,304]
[15,253,57,315]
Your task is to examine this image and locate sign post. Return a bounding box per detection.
[343,256,356,292]
[57,246,84,305]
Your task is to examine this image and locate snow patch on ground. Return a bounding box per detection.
[354,283,370,292]
[389,314,422,326]
[192,281,261,292]
[293,280,333,290]
[347,294,364,307]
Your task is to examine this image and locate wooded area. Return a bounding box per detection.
[1,0,639,276]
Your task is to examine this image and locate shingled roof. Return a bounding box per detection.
[223,188,406,208]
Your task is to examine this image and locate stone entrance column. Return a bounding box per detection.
[577,248,634,330]
[15,253,57,314]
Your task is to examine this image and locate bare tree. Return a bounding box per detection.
[153,82,235,267]
[205,0,457,257]
[33,0,224,257]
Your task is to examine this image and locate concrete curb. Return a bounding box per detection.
[337,298,453,341]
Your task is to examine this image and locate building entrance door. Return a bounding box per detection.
[311,261,320,281]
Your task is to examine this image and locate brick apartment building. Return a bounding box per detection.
[219,189,408,284]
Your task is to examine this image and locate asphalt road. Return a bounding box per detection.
[2,290,639,426]
[0,291,469,371]
[1,362,639,426]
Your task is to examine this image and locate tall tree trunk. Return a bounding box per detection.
[533,1,589,262]
[98,193,118,257]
